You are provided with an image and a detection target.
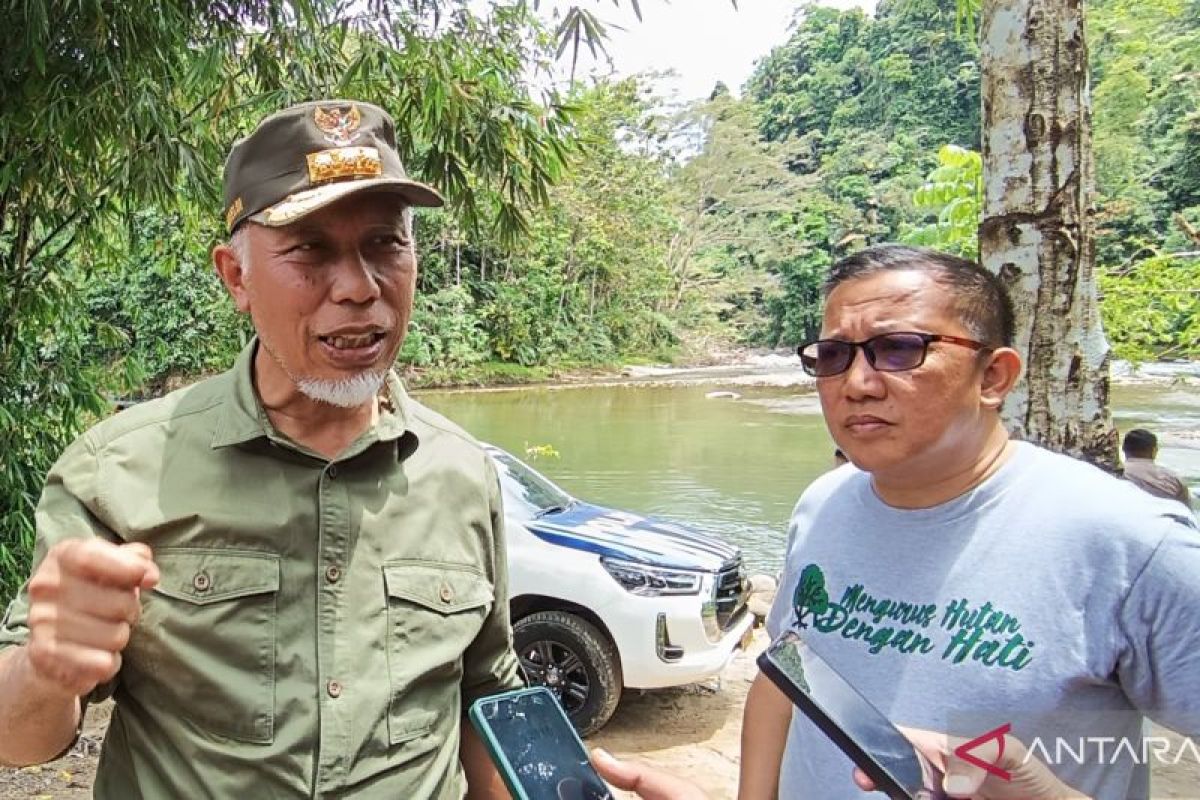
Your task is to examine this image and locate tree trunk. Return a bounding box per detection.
[979,0,1117,469]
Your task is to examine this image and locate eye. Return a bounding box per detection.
[372,234,410,249]
[815,341,846,361]
[285,240,322,255]
[876,336,920,355]
[873,334,926,369]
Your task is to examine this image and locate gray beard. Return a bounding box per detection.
[258,336,386,409]
[295,371,386,408]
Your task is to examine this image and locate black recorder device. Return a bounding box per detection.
[756,630,942,800]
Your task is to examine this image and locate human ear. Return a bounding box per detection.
[213,243,252,314]
[979,347,1022,410]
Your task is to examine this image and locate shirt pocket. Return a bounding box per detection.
[382,561,493,747]
[125,548,280,743]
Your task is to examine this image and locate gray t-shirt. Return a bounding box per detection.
[767,442,1200,800]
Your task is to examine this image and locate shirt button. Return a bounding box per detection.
[325,565,342,584]
[192,572,211,592]
[327,680,343,698]
[439,583,454,603]
[327,465,339,479]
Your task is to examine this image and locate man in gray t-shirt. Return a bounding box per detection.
[595,246,1200,800]
[766,442,1197,799]
[750,246,1200,800]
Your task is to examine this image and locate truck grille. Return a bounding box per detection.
[714,557,746,630]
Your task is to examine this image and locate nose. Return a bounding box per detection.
[329,249,382,305]
[839,344,886,400]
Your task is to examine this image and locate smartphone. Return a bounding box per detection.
[468,686,614,800]
[757,631,941,800]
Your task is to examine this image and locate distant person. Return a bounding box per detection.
[594,245,1200,800]
[832,448,849,468]
[1122,428,1194,509]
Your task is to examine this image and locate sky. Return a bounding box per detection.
[537,0,878,101]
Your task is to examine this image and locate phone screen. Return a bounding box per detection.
[759,631,928,799]
[470,688,614,800]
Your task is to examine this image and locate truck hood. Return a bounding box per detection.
[524,502,739,572]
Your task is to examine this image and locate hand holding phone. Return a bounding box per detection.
[591,748,710,800]
[854,726,1091,800]
[469,686,614,800]
[756,630,943,800]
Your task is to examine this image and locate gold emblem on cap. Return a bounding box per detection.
[306,146,383,184]
[224,197,244,231]
[314,103,362,147]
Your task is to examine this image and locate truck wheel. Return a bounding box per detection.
[513,611,622,736]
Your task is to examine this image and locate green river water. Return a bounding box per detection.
[420,376,1199,575]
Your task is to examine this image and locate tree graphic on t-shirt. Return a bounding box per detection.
[792,563,829,628]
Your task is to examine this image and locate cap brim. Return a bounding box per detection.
[250,178,444,227]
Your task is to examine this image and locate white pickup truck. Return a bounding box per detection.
[487,445,754,734]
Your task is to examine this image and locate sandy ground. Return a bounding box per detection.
[4,630,1197,798]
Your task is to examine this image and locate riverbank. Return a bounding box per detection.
[406,350,1200,393]
[5,629,1199,798]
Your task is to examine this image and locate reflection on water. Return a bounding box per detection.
[420,380,1198,573]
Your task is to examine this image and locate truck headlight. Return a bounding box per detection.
[600,557,703,596]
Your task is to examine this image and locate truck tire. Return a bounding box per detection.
[513,610,622,736]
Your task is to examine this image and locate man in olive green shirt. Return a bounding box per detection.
[0,100,523,798]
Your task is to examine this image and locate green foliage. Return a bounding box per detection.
[403,79,681,371]
[727,0,980,346]
[81,212,251,395]
[740,0,1200,364]
[658,92,813,346]
[1100,254,1200,362]
[748,0,980,157]
[1090,0,1200,264]
[904,144,983,258]
[905,144,1199,364]
[1088,0,1200,361]
[762,204,848,347]
[402,285,489,369]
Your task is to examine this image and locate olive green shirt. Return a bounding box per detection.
[0,342,522,798]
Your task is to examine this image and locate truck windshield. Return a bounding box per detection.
[490,451,574,520]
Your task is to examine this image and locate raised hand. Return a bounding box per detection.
[25,540,159,698]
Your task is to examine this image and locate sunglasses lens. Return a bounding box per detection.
[870,334,927,371]
[799,341,852,377]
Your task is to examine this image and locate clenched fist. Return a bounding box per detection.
[25,540,159,699]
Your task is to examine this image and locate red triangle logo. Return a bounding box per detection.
[953,723,1013,781]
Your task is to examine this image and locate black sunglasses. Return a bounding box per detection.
[796,332,991,377]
